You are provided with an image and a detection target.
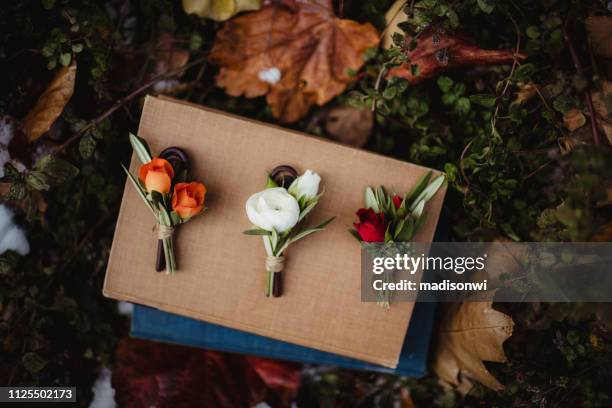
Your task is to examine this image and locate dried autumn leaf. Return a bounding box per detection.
[513,82,538,105]
[585,16,612,59]
[183,0,261,21]
[209,0,379,123]
[382,0,408,49]
[433,301,513,393]
[324,106,373,147]
[590,80,612,146]
[563,108,587,132]
[22,61,76,142]
[148,33,191,94]
[387,29,525,85]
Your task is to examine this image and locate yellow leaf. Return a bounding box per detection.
[382,0,408,49]
[563,108,586,132]
[513,82,537,105]
[22,61,76,142]
[182,0,261,21]
[433,301,514,393]
[585,16,612,59]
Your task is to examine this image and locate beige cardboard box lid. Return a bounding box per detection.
[103,95,446,368]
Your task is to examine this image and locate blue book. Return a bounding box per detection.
[131,301,436,377]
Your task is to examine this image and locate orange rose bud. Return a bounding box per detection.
[172,182,206,219]
[138,158,174,194]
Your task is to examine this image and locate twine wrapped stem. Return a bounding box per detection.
[265,255,285,297]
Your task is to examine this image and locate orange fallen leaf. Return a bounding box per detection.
[563,108,587,132]
[324,106,373,147]
[209,0,379,123]
[433,301,513,393]
[22,61,77,142]
[388,29,524,85]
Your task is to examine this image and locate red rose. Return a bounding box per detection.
[354,208,387,242]
[392,195,403,209]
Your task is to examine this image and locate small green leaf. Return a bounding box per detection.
[469,94,496,108]
[25,171,50,191]
[437,76,453,93]
[128,133,153,164]
[266,175,278,188]
[33,155,78,186]
[477,0,494,13]
[79,133,96,159]
[59,53,71,66]
[71,43,84,53]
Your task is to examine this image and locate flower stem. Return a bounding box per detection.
[163,236,176,275]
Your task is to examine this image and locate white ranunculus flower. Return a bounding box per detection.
[288,169,321,200]
[246,187,300,232]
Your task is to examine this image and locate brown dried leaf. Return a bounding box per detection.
[590,80,612,146]
[324,106,373,147]
[183,0,262,21]
[563,108,586,131]
[22,62,76,142]
[513,82,538,105]
[433,301,514,393]
[585,16,612,59]
[209,0,379,123]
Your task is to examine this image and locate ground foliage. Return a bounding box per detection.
[0,0,611,406]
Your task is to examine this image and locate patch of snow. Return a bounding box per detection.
[117,301,133,316]
[0,204,30,255]
[258,67,281,85]
[90,368,116,408]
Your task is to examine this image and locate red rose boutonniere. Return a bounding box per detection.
[350,171,445,308]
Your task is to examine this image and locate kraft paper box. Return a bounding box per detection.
[103,95,446,368]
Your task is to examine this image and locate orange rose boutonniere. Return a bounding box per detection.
[172,182,206,219]
[122,133,207,274]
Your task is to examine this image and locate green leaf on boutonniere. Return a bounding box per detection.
[157,202,172,226]
[282,216,335,250]
[412,199,425,218]
[349,229,362,242]
[298,200,318,223]
[365,187,379,212]
[384,223,393,243]
[410,175,445,211]
[396,216,415,241]
[129,132,153,164]
[406,171,432,207]
[121,164,155,214]
[170,211,182,225]
[150,190,164,206]
[243,228,272,236]
[265,175,278,188]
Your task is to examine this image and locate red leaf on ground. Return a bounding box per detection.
[388,29,525,84]
[112,338,301,408]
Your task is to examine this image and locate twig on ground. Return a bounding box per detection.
[53,56,207,155]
